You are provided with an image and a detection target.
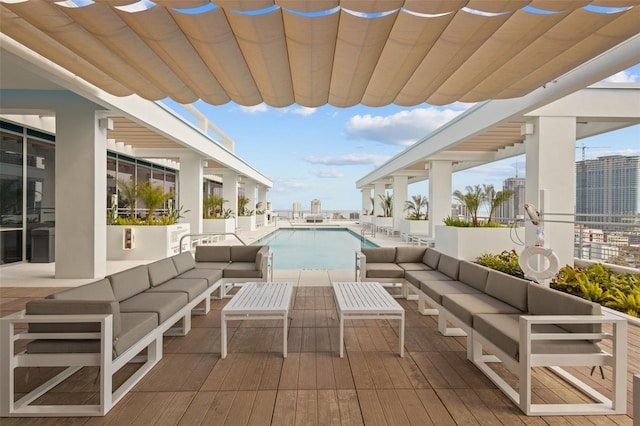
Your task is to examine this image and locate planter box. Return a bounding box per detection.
[373,216,393,228]
[203,218,235,240]
[237,215,256,231]
[400,219,429,240]
[107,223,190,261]
[361,215,374,224]
[434,225,520,261]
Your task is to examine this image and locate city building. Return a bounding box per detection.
[292,202,301,219]
[498,177,526,222]
[310,199,321,214]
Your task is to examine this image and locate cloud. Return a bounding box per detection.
[344,107,466,146]
[310,168,343,178]
[238,103,269,114]
[290,107,317,116]
[303,153,391,166]
[270,180,310,192]
[604,70,639,83]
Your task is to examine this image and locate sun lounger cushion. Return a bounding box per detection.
[484,270,530,311]
[146,278,208,301]
[474,314,601,360]
[195,245,231,262]
[437,254,460,280]
[528,284,601,334]
[223,262,263,278]
[109,265,151,302]
[423,248,441,269]
[171,252,196,274]
[231,245,261,262]
[442,293,522,327]
[177,268,223,287]
[148,258,179,287]
[362,247,396,263]
[458,261,490,292]
[394,246,427,263]
[419,280,483,305]
[119,292,188,323]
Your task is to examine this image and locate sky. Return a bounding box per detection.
[164,66,640,212]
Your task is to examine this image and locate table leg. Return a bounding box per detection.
[399,312,405,358]
[339,313,344,358]
[221,313,227,359]
[283,312,288,358]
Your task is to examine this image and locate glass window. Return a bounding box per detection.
[0,131,23,229]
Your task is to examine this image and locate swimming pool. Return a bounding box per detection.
[252,228,377,269]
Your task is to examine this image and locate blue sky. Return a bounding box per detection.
[164,67,640,212]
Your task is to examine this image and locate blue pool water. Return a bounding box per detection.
[252,228,377,269]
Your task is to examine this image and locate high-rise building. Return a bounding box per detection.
[311,199,321,214]
[292,201,302,219]
[576,155,640,222]
[498,177,526,221]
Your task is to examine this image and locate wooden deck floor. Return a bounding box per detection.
[0,286,637,425]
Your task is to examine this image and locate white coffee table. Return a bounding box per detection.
[221,282,294,359]
[332,281,405,358]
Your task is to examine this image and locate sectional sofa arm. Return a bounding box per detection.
[355,252,367,281]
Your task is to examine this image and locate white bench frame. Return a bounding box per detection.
[472,312,627,416]
[0,281,221,417]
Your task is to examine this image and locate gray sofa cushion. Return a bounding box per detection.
[146,278,208,301]
[458,261,489,292]
[108,265,151,302]
[394,246,427,263]
[47,278,116,301]
[195,245,231,262]
[405,269,452,287]
[177,268,223,287]
[365,263,405,279]
[423,248,441,269]
[474,314,601,361]
[119,292,188,324]
[437,254,460,280]
[147,258,178,287]
[485,270,530,311]
[26,299,122,338]
[420,280,482,305]
[172,252,196,274]
[231,245,261,262]
[361,247,396,263]
[223,262,263,279]
[114,312,158,356]
[195,262,230,270]
[442,293,522,327]
[398,262,431,272]
[528,284,602,334]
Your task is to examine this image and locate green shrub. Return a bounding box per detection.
[475,250,524,278]
[443,216,503,228]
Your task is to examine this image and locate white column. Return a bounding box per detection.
[258,185,268,224]
[373,182,386,216]
[525,116,576,268]
[178,152,204,234]
[244,180,257,214]
[55,106,107,278]
[222,170,238,217]
[361,186,372,214]
[428,161,453,237]
[392,175,408,231]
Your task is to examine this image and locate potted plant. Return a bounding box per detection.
[374,192,393,228]
[236,195,256,231]
[435,184,517,260]
[401,194,429,239]
[203,195,235,237]
[107,179,190,260]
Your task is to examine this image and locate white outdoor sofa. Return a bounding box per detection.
[356,246,628,416]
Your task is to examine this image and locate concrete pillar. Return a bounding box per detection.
[392,175,408,231]
[222,170,238,217]
[178,152,204,234]
[244,180,257,214]
[373,182,386,216]
[428,161,453,237]
[525,116,576,269]
[361,186,372,214]
[54,106,107,278]
[258,185,267,224]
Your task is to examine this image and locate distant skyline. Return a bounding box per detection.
[164,66,640,211]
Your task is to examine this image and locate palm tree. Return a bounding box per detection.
[203,195,226,217]
[138,182,173,223]
[404,194,428,220]
[483,184,514,223]
[116,178,140,220]
[453,185,484,226]
[237,195,253,216]
[378,193,393,217]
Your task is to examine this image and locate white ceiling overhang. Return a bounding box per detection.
[2,0,639,108]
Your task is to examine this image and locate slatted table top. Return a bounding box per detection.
[222,282,293,314]
[332,281,403,314]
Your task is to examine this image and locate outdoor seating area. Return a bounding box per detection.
[357,246,629,416]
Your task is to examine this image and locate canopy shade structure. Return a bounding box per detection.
[1,0,639,108]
